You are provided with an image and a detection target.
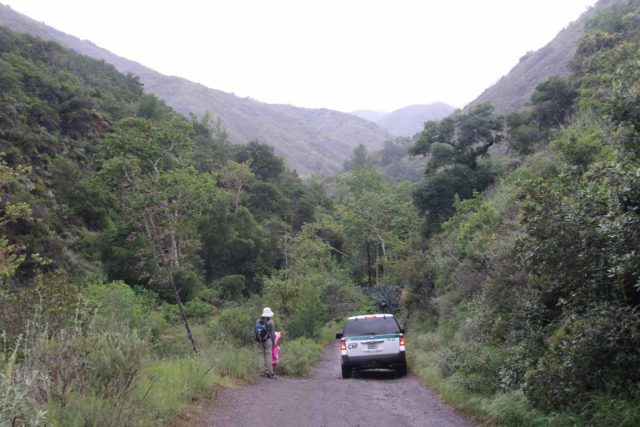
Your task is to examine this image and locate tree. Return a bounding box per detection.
[334,169,419,286]
[410,105,503,235]
[97,117,211,353]
[529,76,577,128]
[0,158,33,283]
[218,161,254,211]
[410,104,502,171]
[235,141,284,181]
[343,144,373,172]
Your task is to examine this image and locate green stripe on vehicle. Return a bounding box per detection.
[345,334,400,341]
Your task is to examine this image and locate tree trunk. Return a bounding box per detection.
[143,206,197,353]
[166,266,198,353]
[366,242,372,285]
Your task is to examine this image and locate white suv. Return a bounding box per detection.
[335,314,407,378]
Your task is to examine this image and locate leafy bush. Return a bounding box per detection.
[183,298,213,321]
[211,298,263,346]
[549,123,606,169]
[214,275,246,301]
[83,329,148,398]
[83,281,150,331]
[278,338,323,376]
[368,284,401,313]
[287,282,325,339]
[525,304,640,410]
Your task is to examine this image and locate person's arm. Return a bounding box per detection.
[268,320,276,345]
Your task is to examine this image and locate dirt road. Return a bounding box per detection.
[203,340,475,427]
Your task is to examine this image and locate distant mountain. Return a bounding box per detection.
[376,103,456,137]
[465,0,627,114]
[351,103,456,137]
[350,109,388,123]
[0,4,390,176]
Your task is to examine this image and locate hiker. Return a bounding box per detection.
[255,307,276,377]
[272,331,282,378]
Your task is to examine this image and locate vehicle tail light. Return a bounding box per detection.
[399,334,405,347]
[340,339,347,351]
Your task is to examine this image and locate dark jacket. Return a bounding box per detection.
[257,317,276,345]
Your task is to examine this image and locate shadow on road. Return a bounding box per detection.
[350,369,404,381]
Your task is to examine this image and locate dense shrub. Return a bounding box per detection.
[525,304,640,409]
[278,338,324,376]
[211,298,263,346]
[183,298,214,321]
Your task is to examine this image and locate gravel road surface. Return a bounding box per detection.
[203,340,475,427]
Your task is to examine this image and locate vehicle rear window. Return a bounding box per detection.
[343,317,400,337]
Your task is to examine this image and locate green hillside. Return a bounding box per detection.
[0,3,391,176]
[405,1,640,424]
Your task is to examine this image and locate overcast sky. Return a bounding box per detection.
[7,0,597,112]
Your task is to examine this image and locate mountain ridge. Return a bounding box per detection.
[0,3,390,176]
[465,0,626,114]
[351,102,456,137]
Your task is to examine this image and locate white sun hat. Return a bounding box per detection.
[261,307,274,317]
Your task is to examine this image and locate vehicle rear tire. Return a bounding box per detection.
[396,363,407,377]
[341,364,352,379]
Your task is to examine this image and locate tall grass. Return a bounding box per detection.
[136,357,220,422]
[210,345,257,382]
[278,323,338,377]
[407,325,640,427]
[1,284,343,425]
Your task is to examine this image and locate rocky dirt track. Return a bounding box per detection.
[202,340,475,427]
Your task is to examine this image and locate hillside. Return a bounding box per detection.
[349,109,387,123]
[351,102,455,137]
[376,103,456,137]
[0,3,390,176]
[465,0,626,113]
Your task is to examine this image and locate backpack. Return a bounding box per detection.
[255,318,269,342]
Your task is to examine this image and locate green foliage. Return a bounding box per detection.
[410,104,502,171]
[404,4,640,424]
[410,105,505,235]
[135,356,219,422]
[211,274,246,302]
[529,76,577,128]
[286,281,324,339]
[183,298,213,321]
[525,304,640,410]
[211,298,263,346]
[549,122,607,168]
[368,284,401,313]
[277,338,324,377]
[213,345,257,382]
[234,141,284,182]
[343,144,373,172]
[0,341,48,426]
[83,281,149,329]
[413,161,499,236]
[0,22,351,426]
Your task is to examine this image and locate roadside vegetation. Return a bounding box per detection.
[403,2,640,425]
[0,25,408,425]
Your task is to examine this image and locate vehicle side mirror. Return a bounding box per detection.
[335,329,343,339]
